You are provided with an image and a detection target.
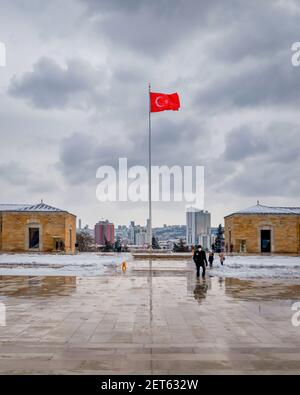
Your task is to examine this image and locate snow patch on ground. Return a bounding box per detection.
[0,253,130,276]
[210,255,300,279]
[0,253,299,279]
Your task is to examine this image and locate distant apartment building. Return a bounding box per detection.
[115,220,151,247]
[0,202,76,253]
[128,221,135,244]
[116,225,129,241]
[94,220,115,245]
[134,225,148,246]
[186,208,211,249]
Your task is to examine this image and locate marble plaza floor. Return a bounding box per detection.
[0,258,300,374]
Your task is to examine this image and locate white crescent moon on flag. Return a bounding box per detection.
[155,96,167,107]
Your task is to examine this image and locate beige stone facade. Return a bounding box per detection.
[225,204,300,254]
[0,204,76,253]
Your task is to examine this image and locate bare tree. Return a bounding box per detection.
[76,230,94,252]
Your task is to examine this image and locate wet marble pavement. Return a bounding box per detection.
[0,259,300,374]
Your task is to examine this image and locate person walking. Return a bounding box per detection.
[208,251,214,268]
[219,252,225,266]
[193,245,208,278]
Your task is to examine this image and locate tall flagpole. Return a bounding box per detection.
[148,83,152,252]
[148,84,153,374]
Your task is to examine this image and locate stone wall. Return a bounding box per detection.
[225,214,300,254]
[64,214,77,253]
[0,212,76,253]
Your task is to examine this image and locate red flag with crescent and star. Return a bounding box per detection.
[150,92,180,113]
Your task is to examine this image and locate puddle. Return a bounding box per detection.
[0,258,299,303]
[223,277,300,301]
[0,276,77,298]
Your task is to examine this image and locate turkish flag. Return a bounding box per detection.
[150,92,180,113]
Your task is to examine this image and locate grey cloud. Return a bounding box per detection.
[224,126,268,161]
[58,132,133,185]
[79,0,224,56]
[2,0,300,225]
[58,117,210,186]
[224,123,300,164]
[8,57,106,110]
[79,0,300,62]
[217,122,300,197]
[81,0,148,12]
[77,0,300,113]
[196,54,300,110]
[213,1,300,62]
[0,162,31,185]
[224,160,300,197]
[0,161,57,194]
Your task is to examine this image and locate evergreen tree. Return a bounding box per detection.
[114,238,122,252]
[152,236,161,250]
[103,237,114,252]
[215,224,224,253]
[76,230,93,252]
[173,238,189,252]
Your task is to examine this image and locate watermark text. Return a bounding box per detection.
[291,42,300,67]
[96,158,204,208]
[292,302,300,327]
[0,302,6,327]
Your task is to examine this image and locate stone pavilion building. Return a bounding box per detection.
[225,203,300,254]
[0,202,76,253]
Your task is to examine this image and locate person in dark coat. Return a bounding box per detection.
[208,251,214,268]
[193,245,208,278]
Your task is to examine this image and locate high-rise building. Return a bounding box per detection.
[94,220,115,245]
[115,225,129,241]
[128,221,135,244]
[186,207,211,248]
[135,226,148,246]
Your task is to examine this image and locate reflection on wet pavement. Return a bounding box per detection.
[0,259,300,374]
[224,278,300,301]
[0,276,77,298]
[193,280,209,304]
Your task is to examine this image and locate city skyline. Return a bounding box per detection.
[77,213,222,232]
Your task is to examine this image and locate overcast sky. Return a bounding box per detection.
[1,0,300,227]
